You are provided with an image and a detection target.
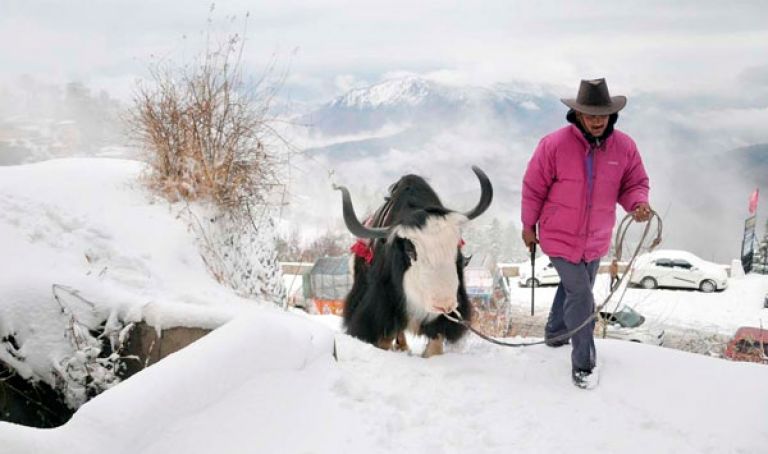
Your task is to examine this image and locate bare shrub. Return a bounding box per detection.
[127,14,289,304]
[51,285,134,409]
[128,20,285,211]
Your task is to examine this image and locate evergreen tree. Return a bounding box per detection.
[487,218,502,261]
[501,221,528,262]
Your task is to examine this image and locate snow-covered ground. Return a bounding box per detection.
[3,309,768,454]
[507,272,768,337]
[1,158,767,453]
[0,159,272,407]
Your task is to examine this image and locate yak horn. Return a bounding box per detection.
[462,166,493,220]
[335,184,390,239]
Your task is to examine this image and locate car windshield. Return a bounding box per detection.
[735,339,768,356]
[611,306,645,328]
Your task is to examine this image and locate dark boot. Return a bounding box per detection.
[571,366,599,390]
[544,333,570,347]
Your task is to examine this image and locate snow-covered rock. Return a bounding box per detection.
[0,158,283,410]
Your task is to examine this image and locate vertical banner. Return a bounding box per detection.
[741,188,760,273]
[741,215,757,273]
[749,188,759,215]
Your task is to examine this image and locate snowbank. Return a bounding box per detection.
[3,315,767,453]
[0,159,275,405]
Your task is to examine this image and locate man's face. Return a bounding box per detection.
[577,112,609,137]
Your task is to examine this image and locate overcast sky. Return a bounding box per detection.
[2,0,767,102]
[0,1,766,261]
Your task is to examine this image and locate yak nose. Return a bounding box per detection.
[430,297,458,314]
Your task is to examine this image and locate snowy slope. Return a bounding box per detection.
[2,312,767,454]
[0,158,767,453]
[0,159,270,401]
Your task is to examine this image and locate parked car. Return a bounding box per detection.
[596,305,665,346]
[628,250,728,292]
[518,255,560,287]
[723,327,768,364]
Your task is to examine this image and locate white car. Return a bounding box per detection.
[628,250,728,292]
[518,255,560,287]
[596,306,665,346]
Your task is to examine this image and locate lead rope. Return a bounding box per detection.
[444,210,662,347]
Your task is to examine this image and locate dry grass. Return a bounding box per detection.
[128,25,285,210]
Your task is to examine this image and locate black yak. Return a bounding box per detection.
[334,166,492,357]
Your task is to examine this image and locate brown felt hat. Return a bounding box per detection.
[560,78,626,115]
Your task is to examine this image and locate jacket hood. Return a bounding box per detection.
[566,109,619,145]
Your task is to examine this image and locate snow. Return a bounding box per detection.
[331,76,436,108]
[328,76,493,110]
[634,249,728,272]
[1,158,768,453]
[0,158,272,400]
[507,273,768,336]
[4,313,768,453]
[325,76,544,115]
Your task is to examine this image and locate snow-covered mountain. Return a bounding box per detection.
[287,77,565,244]
[301,76,562,138]
[330,76,443,108]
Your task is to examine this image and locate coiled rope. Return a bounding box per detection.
[444,210,663,347]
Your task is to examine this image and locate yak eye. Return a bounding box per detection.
[403,239,418,262]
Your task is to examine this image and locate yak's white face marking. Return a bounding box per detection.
[398,212,467,320]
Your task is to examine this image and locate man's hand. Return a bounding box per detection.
[522,228,538,252]
[632,202,652,222]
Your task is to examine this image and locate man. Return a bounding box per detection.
[521,78,651,389]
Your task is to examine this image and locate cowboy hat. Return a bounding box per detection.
[561,78,626,115]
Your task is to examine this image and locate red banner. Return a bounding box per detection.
[749,188,759,215]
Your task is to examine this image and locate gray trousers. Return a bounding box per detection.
[545,257,600,372]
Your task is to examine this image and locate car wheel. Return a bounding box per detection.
[640,277,657,289]
[526,278,540,288]
[699,279,716,293]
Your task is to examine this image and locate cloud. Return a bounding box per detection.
[2,1,767,104]
[739,65,768,87]
[2,0,767,261]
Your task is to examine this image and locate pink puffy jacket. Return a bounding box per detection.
[521,124,649,263]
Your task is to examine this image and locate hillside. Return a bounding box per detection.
[0,158,767,453]
[0,158,280,414]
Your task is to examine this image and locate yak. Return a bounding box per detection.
[334,166,492,357]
